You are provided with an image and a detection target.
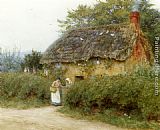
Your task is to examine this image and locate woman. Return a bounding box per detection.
[50,78,62,106]
[65,78,72,88]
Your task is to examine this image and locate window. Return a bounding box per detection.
[75,76,84,81]
[55,63,62,69]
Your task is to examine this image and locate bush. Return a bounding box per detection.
[0,73,52,105]
[65,73,160,121]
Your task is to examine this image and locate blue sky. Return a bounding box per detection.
[0,0,159,52]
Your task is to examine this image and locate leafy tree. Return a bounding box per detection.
[58,0,160,52]
[140,1,160,50]
[91,0,132,25]
[58,5,93,32]
[22,50,42,73]
[58,0,133,31]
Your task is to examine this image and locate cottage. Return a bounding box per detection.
[41,9,153,82]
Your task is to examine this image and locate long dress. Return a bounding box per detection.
[51,88,61,105]
[50,80,62,106]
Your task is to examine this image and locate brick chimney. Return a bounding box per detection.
[130,11,140,29]
[130,0,141,29]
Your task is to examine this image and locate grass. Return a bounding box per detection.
[0,97,50,109]
[59,107,160,130]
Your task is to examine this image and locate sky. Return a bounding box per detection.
[0,0,159,52]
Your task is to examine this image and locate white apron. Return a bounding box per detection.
[51,90,61,104]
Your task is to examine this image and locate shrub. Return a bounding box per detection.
[65,73,160,121]
[0,73,52,104]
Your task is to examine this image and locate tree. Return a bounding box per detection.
[58,0,133,32]
[140,1,160,50]
[58,5,93,33]
[22,50,43,73]
[58,0,160,52]
[91,0,132,25]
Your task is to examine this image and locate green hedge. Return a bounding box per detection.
[65,74,160,121]
[0,73,52,103]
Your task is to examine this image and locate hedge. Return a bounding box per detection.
[0,73,52,102]
[65,73,160,121]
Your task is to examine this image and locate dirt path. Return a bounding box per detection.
[0,106,132,130]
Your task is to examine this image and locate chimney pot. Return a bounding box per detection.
[130,11,140,29]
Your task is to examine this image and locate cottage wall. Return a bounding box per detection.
[60,41,150,82]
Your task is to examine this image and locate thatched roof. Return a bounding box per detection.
[41,24,138,64]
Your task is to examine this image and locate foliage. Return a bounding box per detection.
[58,0,132,31]
[65,68,160,121]
[92,0,132,25]
[58,0,160,53]
[52,67,66,85]
[140,1,160,51]
[21,50,43,72]
[58,5,93,33]
[0,73,52,108]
